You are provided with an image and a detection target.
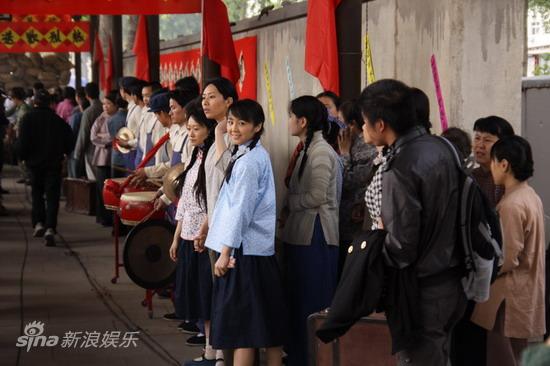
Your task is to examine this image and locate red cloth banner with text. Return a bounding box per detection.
[160,36,257,100]
[0,21,90,52]
[0,0,201,15]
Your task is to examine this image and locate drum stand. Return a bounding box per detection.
[111,211,124,284]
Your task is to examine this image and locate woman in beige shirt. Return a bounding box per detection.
[471,136,546,366]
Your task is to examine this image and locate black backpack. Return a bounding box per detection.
[439,137,504,302]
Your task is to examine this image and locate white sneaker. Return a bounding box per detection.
[44,228,56,247]
[33,223,45,237]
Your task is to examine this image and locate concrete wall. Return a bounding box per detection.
[121,0,527,210]
[367,0,526,134]
[123,3,324,211]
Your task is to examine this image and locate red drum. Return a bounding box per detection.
[119,191,164,226]
[103,178,127,210]
[103,178,160,211]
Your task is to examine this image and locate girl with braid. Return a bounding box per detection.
[279,96,342,366]
[205,99,286,366]
[169,101,217,363]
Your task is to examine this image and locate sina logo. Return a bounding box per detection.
[16,321,59,351]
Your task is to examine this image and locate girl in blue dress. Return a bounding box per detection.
[205,99,286,366]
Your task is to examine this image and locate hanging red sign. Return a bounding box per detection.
[160,36,257,100]
[0,0,201,15]
[10,15,73,22]
[0,22,90,52]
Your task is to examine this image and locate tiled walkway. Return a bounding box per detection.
[0,166,199,366]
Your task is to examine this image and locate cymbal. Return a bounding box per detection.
[115,127,136,154]
[162,163,185,204]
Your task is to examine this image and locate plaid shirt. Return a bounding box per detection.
[365,151,389,230]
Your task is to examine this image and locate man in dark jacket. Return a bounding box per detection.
[17,89,74,246]
[359,79,467,365]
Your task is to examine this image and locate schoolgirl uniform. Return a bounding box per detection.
[205,140,286,349]
[281,130,341,366]
[173,148,213,323]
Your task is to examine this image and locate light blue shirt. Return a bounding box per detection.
[205,141,276,256]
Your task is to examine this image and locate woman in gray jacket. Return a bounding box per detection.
[280,95,342,366]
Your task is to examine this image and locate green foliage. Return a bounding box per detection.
[156,0,304,41]
[533,53,550,76]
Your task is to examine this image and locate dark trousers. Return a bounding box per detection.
[94,166,112,226]
[451,301,487,366]
[397,279,467,366]
[30,166,62,230]
[284,217,339,366]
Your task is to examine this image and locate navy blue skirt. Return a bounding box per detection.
[210,246,287,349]
[174,239,212,321]
[284,216,339,366]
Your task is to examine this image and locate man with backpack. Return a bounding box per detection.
[359,80,467,365]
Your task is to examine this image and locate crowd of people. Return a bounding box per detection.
[0,76,546,366]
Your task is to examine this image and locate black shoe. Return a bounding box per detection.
[162,312,182,321]
[0,187,9,194]
[44,229,56,247]
[186,334,206,347]
[16,178,25,184]
[178,322,200,334]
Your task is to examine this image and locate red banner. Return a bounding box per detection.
[10,15,73,22]
[0,21,90,52]
[0,0,201,15]
[160,36,257,100]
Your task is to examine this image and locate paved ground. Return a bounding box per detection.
[0,166,202,366]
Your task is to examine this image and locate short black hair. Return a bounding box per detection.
[129,80,147,101]
[316,91,341,110]
[63,86,76,100]
[118,76,139,95]
[228,99,265,137]
[409,87,431,132]
[85,82,100,99]
[203,77,238,103]
[168,89,197,110]
[358,79,417,136]
[145,81,163,93]
[33,82,44,91]
[473,116,514,139]
[10,87,26,101]
[441,127,472,161]
[34,89,51,108]
[175,76,200,98]
[339,100,363,128]
[491,136,534,181]
[105,89,128,109]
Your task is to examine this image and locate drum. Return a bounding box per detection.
[103,178,160,211]
[123,219,176,289]
[119,191,165,226]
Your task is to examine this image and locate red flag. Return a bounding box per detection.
[305,0,342,94]
[133,15,149,81]
[105,37,114,94]
[93,35,106,92]
[202,0,240,84]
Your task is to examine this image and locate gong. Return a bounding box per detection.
[123,219,176,289]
